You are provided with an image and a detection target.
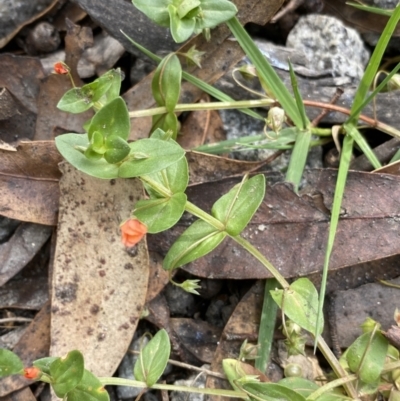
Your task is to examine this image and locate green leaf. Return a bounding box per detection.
[0,349,23,377]
[88,97,130,141]
[50,350,85,398]
[270,278,323,335]
[133,329,171,386]
[95,69,122,104]
[168,4,196,42]
[57,88,94,113]
[241,382,306,401]
[176,0,200,18]
[285,128,312,191]
[142,155,189,196]
[195,0,237,30]
[149,127,173,141]
[132,0,171,26]
[133,192,187,233]
[66,369,109,401]
[346,331,388,383]
[91,131,105,153]
[104,136,130,164]
[212,174,265,236]
[152,112,179,139]
[33,357,58,374]
[163,219,226,270]
[55,134,120,179]
[255,279,279,373]
[152,54,182,111]
[118,138,185,178]
[278,377,318,398]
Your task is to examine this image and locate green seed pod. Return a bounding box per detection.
[284,363,303,378]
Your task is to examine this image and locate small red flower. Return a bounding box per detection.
[54,62,69,75]
[120,218,147,247]
[23,366,42,380]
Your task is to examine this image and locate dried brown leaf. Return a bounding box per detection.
[50,163,149,376]
[0,55,45,114]
[206,281,264,401]
[0,224,52,287]
[148,169,400,279]
[0,141,62,225]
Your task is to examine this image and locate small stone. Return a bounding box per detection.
[25,22,60,54]
[164,283,196,316]
[286,14,369,83]
[170,365,209,401]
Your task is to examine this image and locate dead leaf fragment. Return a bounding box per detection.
[0,54,45,115]
[0,141,62,225]
[50,163,149,376]
[0,223,52,287]
[207,281,264,401]
[170,318,222,364]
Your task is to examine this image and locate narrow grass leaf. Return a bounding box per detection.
[285,128,312,191]
[226,17,304,129]
[255,279,279,373]
[346,125,381,169]
[315,4,400,346]
[241,382,306,401]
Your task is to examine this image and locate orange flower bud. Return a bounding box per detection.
[54,62,69,75]
[23,366,42,380]
[120,218,147,247]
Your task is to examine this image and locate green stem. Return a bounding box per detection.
[98,377,247,398]
[316,335,359,400]
[306,373,357,401]
[231,235,289,289]
[129,99,274,118]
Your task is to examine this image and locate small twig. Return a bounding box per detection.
[311,88,344,127]
[0,317,33,324]
[270,0,304,23]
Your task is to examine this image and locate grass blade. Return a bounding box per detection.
[314,4,400,350]
[285,62,311,190]
[226,17,306,129]
[255,279,279,373]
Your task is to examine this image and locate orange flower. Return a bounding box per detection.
[120,218,147,247]
[23,366,42,380]
[54,62,69,75]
